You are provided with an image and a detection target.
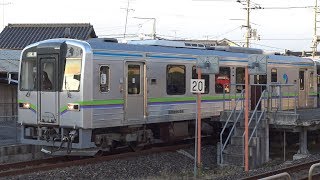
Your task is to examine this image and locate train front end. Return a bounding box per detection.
[18,39,95,155]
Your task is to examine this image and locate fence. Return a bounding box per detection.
[0,102,19,145]
[222,83,298,113]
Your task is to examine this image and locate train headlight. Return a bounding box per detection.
[19,102,30,109]
[67,103,80,111]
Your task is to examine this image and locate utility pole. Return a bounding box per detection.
[312,0,319,57]
[121,0,134,39]
[246,0,250,48]
[133,17,156,39]
[0,0,12,31]
[237,0,252,48]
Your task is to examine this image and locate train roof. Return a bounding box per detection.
[87,38,314,64]
[22,38,314,65]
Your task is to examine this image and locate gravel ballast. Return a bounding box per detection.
[3,144,320,180]
[3,145,219,180]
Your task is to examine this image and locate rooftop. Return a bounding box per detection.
[0,23,97,50]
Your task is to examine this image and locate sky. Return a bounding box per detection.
[1,0,317,52]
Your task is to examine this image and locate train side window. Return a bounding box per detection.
[100,66,110,92]
[271,68,277,82]
[299,70,305,90]
[167,65,186,95]
[215,67,230,94]
[310,71,314,88]
[192,66,209,94]
[236,67,245,93]
[128,65,141,94]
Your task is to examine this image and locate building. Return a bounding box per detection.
[178,38,240,48]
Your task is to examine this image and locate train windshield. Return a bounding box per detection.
[20,57,37,91]
[19,44,83,92]
[62,45,83,92]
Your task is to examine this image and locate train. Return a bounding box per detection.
[17,38,317,155]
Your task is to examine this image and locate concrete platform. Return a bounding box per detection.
[267,108,320,130]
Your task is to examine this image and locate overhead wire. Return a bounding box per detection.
[206,25,242,39]
[253,6,315,10]
[249,42,287,50]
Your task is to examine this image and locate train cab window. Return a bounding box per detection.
[62,54,82,92]
[236,67,245,93]
[20,59,37,91]
[41,62,54,91]
[100,66,110,92]
[271,68,277,82]
[192,66,209,94]
[299,70,305,90]
[215,67,230,94]
[128,65,141,94]
[167,65,186,95]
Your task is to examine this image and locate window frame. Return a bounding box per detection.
[299,70,305,91]
[215,66,231,94]
[271,68,277,83]
[309,71,314,89]
[19,58,37,91]
[236,67,245,93]
[127,64,141,95]
[166,64,186,95]
[99,65,110,93]
[62,57,82,92]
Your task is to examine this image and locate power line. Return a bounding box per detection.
[96,24,140,31]
[251,6,315,10]
[254,38,311,41]
[249,42,286,50]
[207,26,242,39]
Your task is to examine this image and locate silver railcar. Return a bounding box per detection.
[18,38,317,155]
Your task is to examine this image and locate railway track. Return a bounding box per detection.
[241,159,320,180]
[0,143,191,178]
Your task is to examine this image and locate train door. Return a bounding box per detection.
[298,69,307,108]
[38,55,59,125]
[251,75,267,110]
[124,62,146,123]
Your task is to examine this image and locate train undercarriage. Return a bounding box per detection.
[21,119,217,156]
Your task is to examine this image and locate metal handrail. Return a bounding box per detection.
[267,83,298,114]
[220,89,244,165]
[259,172,291,180]
[223,83,245,111]
[248,90,267,133]
[242,90,267,166]
[249,109,266,143]
[308,162,320,180]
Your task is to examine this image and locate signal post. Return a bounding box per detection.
[192,56,219,177]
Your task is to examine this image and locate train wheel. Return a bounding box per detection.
[129,142,144,152]
[94,150,103,157]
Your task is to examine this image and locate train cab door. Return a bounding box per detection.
[124,61,146,123]
[298,69,307,108]
[38,55,59,125]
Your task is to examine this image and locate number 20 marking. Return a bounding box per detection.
[190,79,205,93]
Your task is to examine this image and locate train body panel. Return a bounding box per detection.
[17,38,317,154]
